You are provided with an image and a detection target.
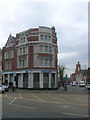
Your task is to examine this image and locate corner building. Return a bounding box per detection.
[2,26,58,89]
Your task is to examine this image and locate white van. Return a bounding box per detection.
[72,81,76,86]
[79,81,85,87]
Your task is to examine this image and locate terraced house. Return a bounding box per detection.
[2,26,58,89]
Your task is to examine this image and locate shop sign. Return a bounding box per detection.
[41,70,51,73]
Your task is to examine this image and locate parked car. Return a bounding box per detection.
[85,84,90,90]
[0,84,5,94]
[79,81,85,87]
[72,81,76,86]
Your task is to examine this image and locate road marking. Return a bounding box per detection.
[62,112,88,117]
[63,105,72,108]
[7,103,36,110]
[10,98,16,104]
[19,94,22,99]
[2,93,88,106]
[5,94,7,97]
[45,94,88,106]
[31,93,45,102]
[45,94,68,103]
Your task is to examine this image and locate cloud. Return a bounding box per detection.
[0,0,88,76]
[58,52,78,60]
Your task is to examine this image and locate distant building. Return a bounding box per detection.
[70,62,88,84]
[2,26,58,89]
[70,73,76,82]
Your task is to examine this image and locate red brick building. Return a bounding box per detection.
[2,26,58,89]
[70,62,88,85]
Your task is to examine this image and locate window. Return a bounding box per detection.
[5,61,12,70]
[45,35,47,41]
[39,45,43,52]
[49,46,52,53]
[43,73,49,83]
[19,59,25,68]
[48,36,51,42]
[5,51,14,59]
[40,35,43,41]
[52,73,55,83]
[39,58,43,66]
[20,48,22,55]
[23,37,25,42]
[20,37,26,44]
[20,38,22,43]
[22,60,25,68]
[23,47,26,54]
[7,63,10,70]
[8,51,12,58]
[33,73,39,83]
[44,59,48,66]
[19,47,26,55]
[39,58,52,67]
[49,59,52,67]
[44,46,48,53]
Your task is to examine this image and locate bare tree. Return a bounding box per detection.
[58,64,68,87]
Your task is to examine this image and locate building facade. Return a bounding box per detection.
[2,26,58,89]
[70,62,88,85]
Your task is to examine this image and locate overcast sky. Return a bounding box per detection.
[0,0,88,76]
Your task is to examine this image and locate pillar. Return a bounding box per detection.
[8,74,10,84]
[18,73,23,88]
[40,73,43,88]
[30,73,33,88]
[49,73,51,88]
[55,73,57,88]
[28,72,30,88]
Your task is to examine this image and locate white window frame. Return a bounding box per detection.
[40,35,43,41]
[39,58,43,66]
[39,45,43,53]
[19,59,26,68]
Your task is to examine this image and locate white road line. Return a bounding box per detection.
[7,103,36,110]
[10,98,16,104]
[62,112,88,117]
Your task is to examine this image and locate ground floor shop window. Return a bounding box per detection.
[51,73,55,88]
[33,73,39,88]
[43,73,49,88]
[23,73,28,88]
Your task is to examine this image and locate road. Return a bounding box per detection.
[1,85,90,119]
